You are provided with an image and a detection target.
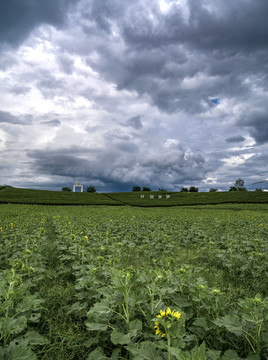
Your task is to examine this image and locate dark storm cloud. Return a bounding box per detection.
[242,113,268,145]
[27,147,131,188]
[27,142,210,190]
[0,0,78,48]
[29,152,91,178]
[89,0,123,33]
[80,0,268,114]
[225,135,245,143]
[0,111,32,125]
[120,0,268,52]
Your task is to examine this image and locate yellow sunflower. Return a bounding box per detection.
[154,307,182,337]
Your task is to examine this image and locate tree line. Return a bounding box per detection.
[132,186,199,192]
[132,179,263,192]
[62,179,264,193]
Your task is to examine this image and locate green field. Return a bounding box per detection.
[105,190,268,206]
[0,187,121,205]
[0,203,267,359]
[1,186,268,206]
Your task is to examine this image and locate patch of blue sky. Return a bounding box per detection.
[210,98,220,105]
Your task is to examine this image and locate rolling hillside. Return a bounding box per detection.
[105,190,268,206]
[1,186,268,206]
[0,187,121,205]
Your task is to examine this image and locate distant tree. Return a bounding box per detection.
[158,188,167,192]
[142,187,151,191]
[0,185,12,190]
[189,186,199,192]
[209,188,218,192]
[180,187,188,192]
[229,186,238,191]
[62,186,72,192]
[87,185,96,193]
[132,186,141,192]
[229,178,247,191]
[235,178,247,191]
[255,188,263,192]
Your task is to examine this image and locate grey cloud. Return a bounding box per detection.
[79,0,267,114]
[228,153,268,189]
[120,0,268,53]
[90,0,121,33]
[225,135,245,143]
[41,119,61,126]
[10,86,31,95]
[0,111,20,124]
[125,116,143,130]
[85,125,100,133]
[13,67,68,100]
[36,71,67,98]
[0,0,79,48]
[57,54,74,74]
[30,153,90,178]
[239,111,268,145]
[103,131,139,153]
[205,142,268,189]
[0,111,32,125]
[28,147,124,184]
[185,0,268,52]
[104,131,131,142]
[117,142,138,153]
[246,116,268,145]
[27,141,210,190]
[0,52,18,70]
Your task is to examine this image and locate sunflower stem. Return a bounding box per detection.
[167,333,171,360]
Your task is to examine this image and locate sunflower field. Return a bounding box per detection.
[0,204,267,359]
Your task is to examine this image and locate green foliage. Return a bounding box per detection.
[229,178,247,192]
[229,186,238,191]
[0,204,267,358]
[132,186,141,191]
[0,185,12,191]
[180,187,188,192]
[235,178,247,191]
[87,185,96,193]
[209,188,218,192]
[189,186,199,192]
[61,186,72,192]
[142,187,151,191]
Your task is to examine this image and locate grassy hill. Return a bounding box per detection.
[0,187,121,205]
[1,186,268,206]
[105,190,268,206]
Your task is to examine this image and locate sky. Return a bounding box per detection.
[0,0,268,192]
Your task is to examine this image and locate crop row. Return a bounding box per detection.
[0,204,267,359]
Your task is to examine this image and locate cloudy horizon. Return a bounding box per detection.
[1,0,268,192]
